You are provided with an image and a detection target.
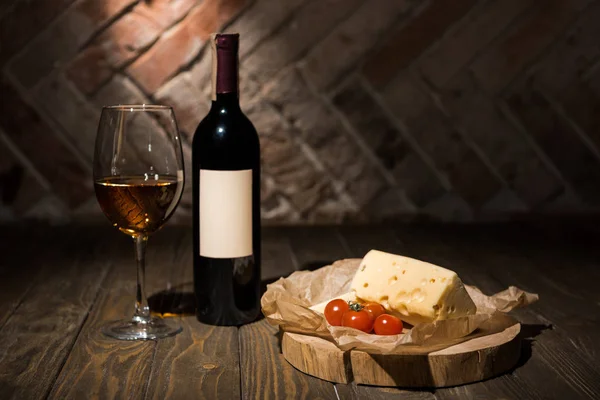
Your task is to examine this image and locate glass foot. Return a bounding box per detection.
[102,317,182,340]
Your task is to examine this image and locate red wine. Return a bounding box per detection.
[95,176,183,236]
[192,34,261,326]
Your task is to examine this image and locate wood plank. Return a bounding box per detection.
[460,233,600,399]
[239,228,340,399]
[510,243,600,371]
[444,223,600,303]
[452,273,595,400]
[145,230,241,400]
[0,227,77,330]
[6,223,600,400]
[240,319,339,400]
[48,228,184,399]
[147,322,240,400]
[346,384,436,400]
[0,228,115,399]
[500,232,600,305]
[394,227,600,400]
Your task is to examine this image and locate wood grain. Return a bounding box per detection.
[48,229,183,399]
[282,323,520,388]
[148,321,240,400]
[0,229,114,399]
[282,332,349,383]
[240,320,338,400]
[345,384,436,400]
[146,229,241,400]
[240,229,338,399]
[464,240,600,399]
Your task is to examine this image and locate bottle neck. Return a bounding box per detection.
[212,92,240,110]
[211,34,239,101]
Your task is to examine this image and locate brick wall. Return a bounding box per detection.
[2,0,600,224]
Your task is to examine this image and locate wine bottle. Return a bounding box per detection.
[192,33,261,326]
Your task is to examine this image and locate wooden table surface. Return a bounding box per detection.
[1,223,599,399]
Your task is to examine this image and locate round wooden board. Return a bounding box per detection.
[281,323,521,388]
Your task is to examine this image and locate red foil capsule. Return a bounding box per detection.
[211,33,239,98]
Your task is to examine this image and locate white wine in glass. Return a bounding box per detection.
[94,105,184,340]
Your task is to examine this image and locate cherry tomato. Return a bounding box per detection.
[363,302,385,321]
[324,299,349,326]
[342,310,374,333]
[373,314,403,335]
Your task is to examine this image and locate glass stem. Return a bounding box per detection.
[133,234,151,324]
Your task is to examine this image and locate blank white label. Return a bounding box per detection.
[200,169,252,258]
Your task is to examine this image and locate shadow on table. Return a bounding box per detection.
[147,278,284,323]
[148,282,196,317]
[511,323,552,371]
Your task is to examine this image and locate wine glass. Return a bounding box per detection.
[94,105,185,340]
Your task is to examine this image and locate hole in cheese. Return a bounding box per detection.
[394,291,408,303]
[396,303,409,316]
[430,278,436,283]
[363,283,369,288]
[388,275,398,284]
[410,288,425,302]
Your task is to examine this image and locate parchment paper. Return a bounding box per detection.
[261,259,538,354]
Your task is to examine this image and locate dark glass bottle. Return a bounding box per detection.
[192,33,261,326]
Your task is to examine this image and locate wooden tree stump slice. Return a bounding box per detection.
[282,323,521,388]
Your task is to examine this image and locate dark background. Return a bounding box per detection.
[1,0,600,225]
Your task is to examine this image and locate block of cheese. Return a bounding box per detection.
[351,250,476,325]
